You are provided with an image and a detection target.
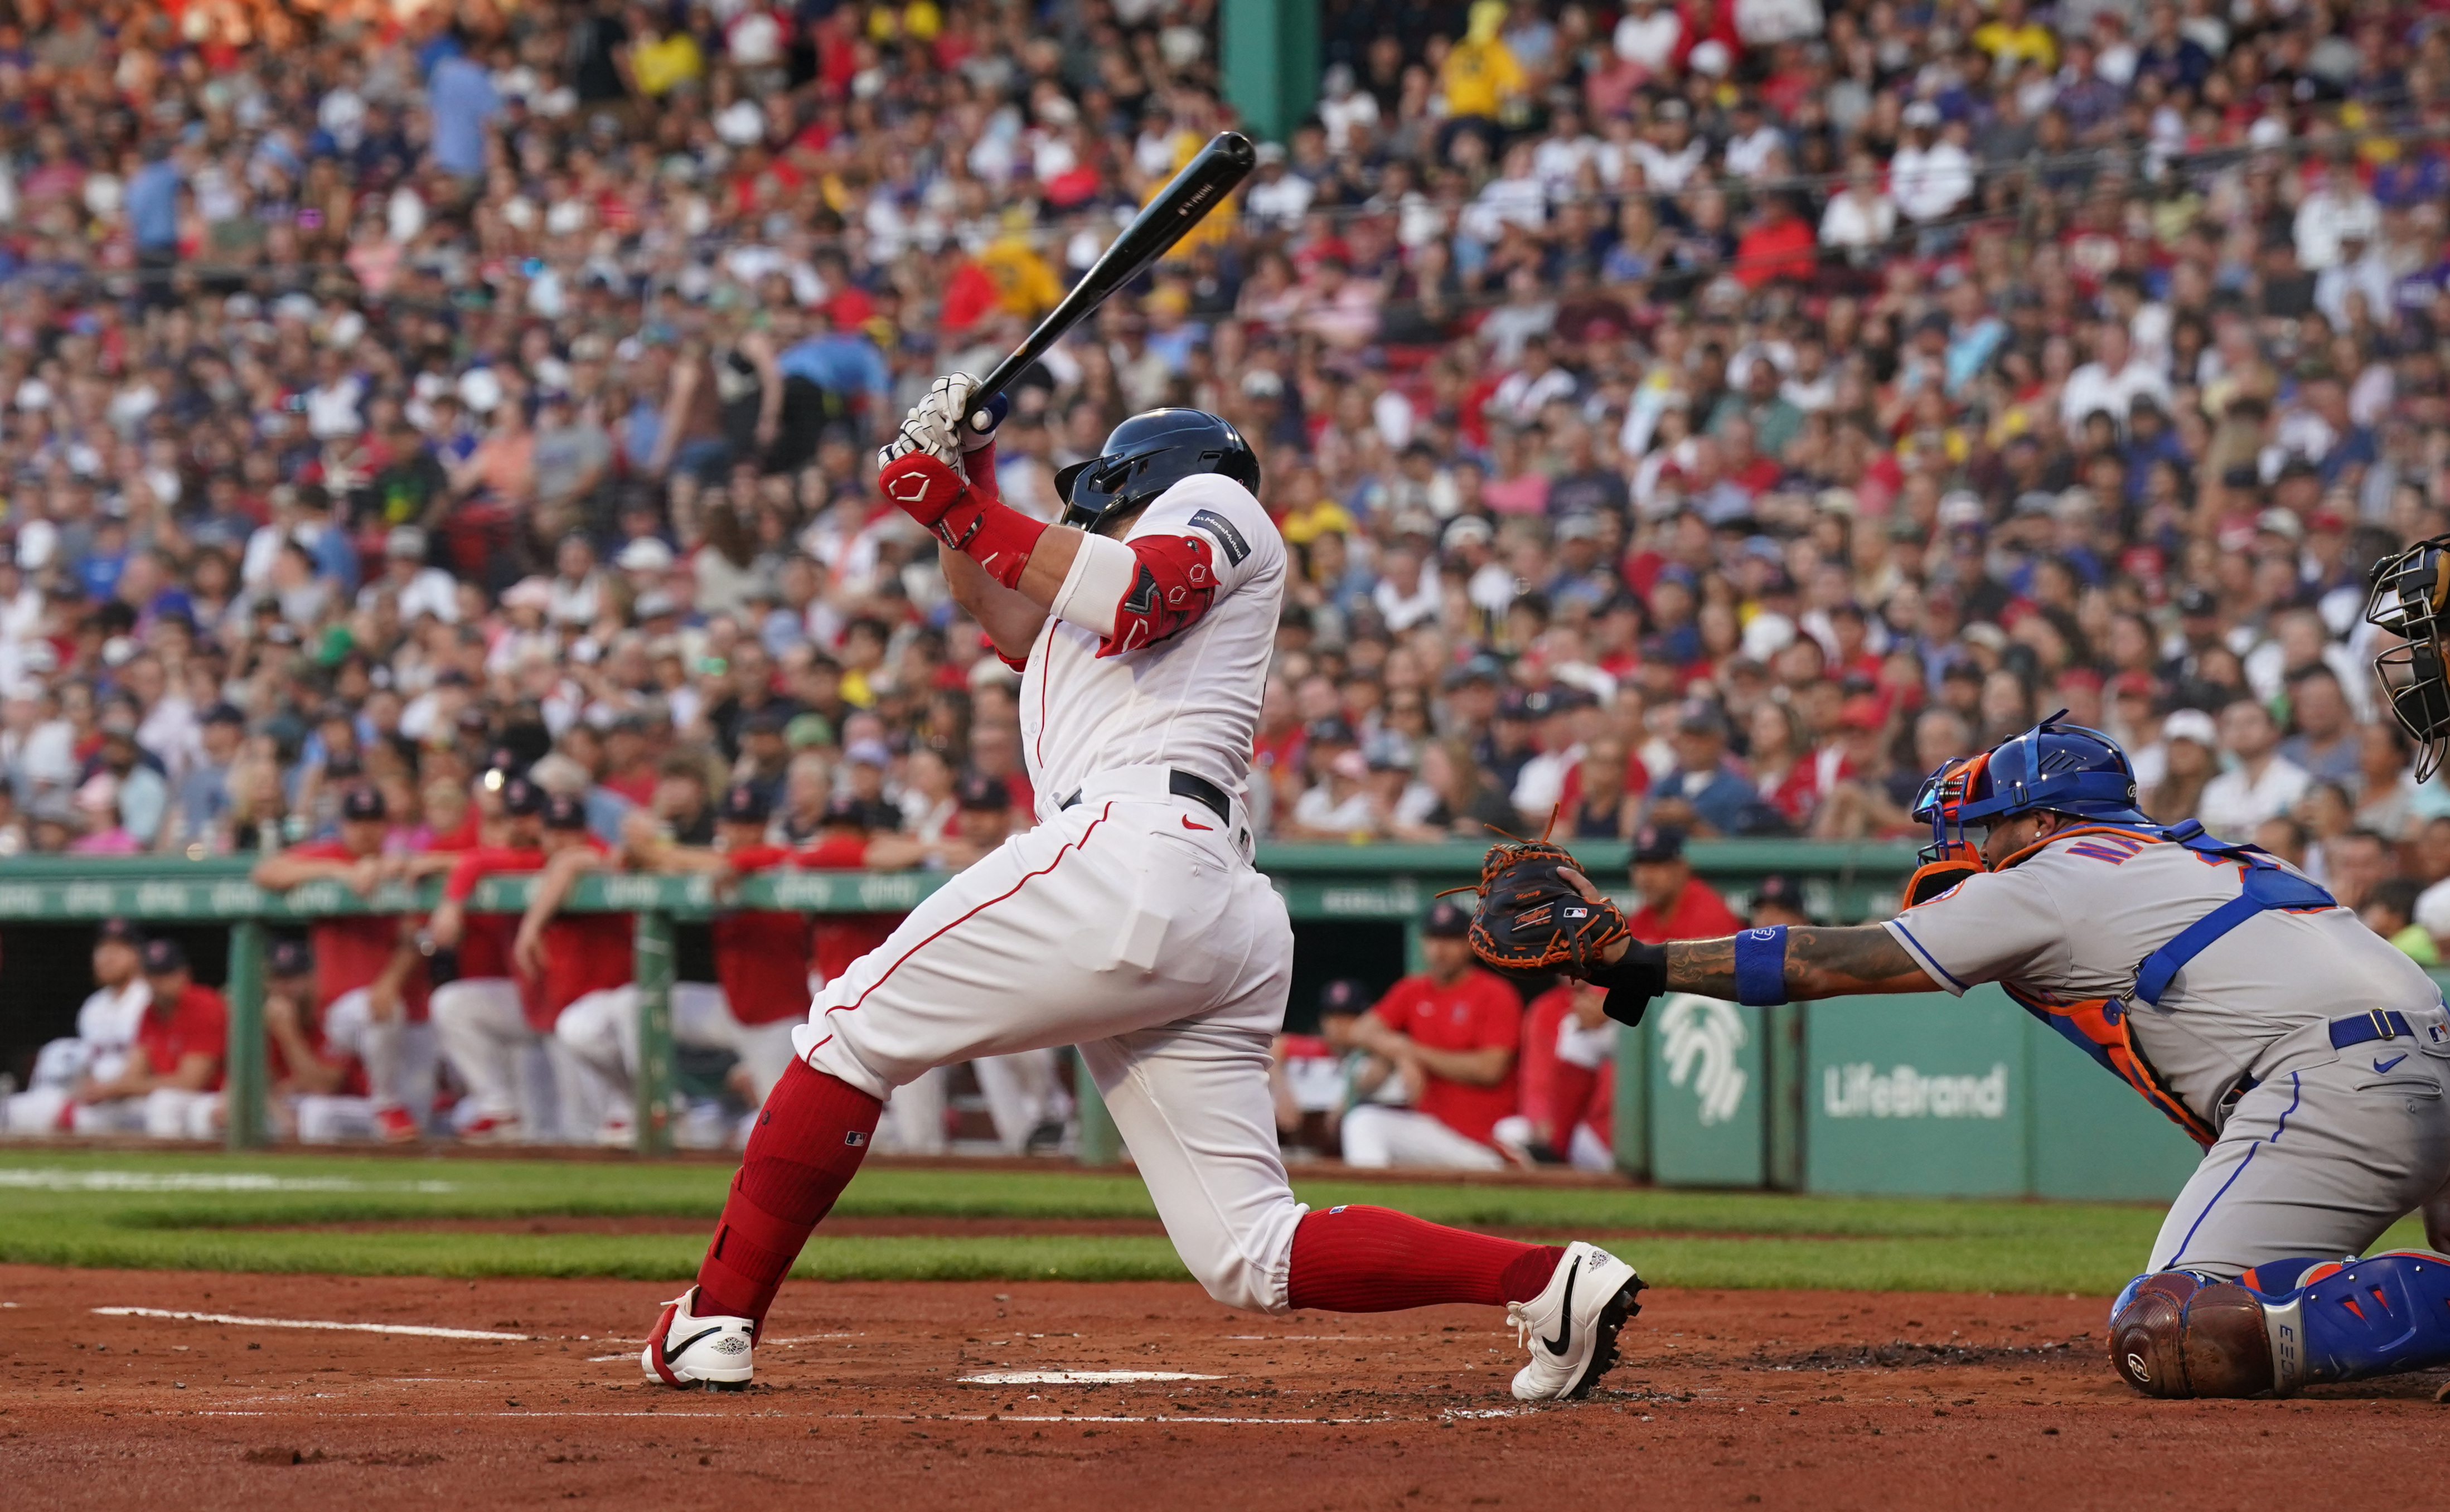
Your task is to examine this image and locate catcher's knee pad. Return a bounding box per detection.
[2270,1249,2450,1393]
[2108,1271,2277,1398]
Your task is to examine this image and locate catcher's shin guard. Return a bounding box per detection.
[2270,1249,2450,1394]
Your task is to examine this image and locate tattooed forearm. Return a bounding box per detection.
[1663,925,1935,1000]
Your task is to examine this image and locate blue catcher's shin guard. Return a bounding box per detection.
[2268,1249,2450,1394]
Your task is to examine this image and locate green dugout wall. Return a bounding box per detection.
[0,839,2427,1201]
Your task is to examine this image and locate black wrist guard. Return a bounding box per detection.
[1587,941,1668,1027]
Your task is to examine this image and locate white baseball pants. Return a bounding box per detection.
[432,977,594,1141]
[799,784,1305,1312]
[555,981,745,1099]
[1343,1105,1508,1171]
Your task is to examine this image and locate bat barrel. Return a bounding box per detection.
[963,131,1256,432]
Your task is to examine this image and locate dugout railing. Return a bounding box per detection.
[19,840,2374,1202]
[0,840,1920,1164]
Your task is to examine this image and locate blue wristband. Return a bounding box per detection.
[1732,925,1788,1006]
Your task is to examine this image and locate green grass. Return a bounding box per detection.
[0,1148,2424,1295]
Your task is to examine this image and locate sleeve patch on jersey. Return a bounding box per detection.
[1100,532,1218,657]
[1185,507,1252,566]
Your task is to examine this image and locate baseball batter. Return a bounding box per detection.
[643,379,1644,1400]
[1532,712,2450,1398]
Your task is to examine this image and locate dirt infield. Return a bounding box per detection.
[1,1263,2441,1512]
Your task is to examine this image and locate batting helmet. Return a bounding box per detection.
[1053,409,1260,530]
[2366,534,2450,780]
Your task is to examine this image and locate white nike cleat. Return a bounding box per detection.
[641,1285,756,1390]
[1507,1240,1644,1401]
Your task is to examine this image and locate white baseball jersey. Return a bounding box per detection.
[1016,473,1285,819]
[797,465,1311,1314]
[1885,831,2441,1122]
[76,979,151,1082]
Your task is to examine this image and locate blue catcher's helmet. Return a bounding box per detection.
[1913,709,2149,854]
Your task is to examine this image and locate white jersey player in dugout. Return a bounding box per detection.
[642,376,1645,1399]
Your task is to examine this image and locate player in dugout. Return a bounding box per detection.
[1508,693,2450,1397]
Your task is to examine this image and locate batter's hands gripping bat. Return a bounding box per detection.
[962,130,1257,435]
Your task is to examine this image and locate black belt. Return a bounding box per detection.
[1059,769,1231,827]
[2330,1010,2415,1050]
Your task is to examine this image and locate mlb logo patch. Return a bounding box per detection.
[2430,1021,2448,1045]
[844,1131,869,1147]
[1564,907,1589,920]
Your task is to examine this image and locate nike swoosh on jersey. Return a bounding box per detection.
[1542,1264,1579,1356]
[1182,816,1213,831]
[2374,1053,2410,1073]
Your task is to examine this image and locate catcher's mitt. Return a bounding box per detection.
[1464,839,1630,975]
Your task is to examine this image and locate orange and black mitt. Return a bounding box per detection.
[1464,839,1631,976]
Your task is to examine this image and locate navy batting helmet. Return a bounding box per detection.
[1053,409,1260,530]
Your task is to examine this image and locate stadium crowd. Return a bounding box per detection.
[11,0,2450,1147]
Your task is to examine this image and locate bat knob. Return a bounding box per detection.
[966,392,1011,434]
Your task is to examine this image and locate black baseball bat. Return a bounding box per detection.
[963,130,1257,432]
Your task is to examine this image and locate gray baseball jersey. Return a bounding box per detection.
[1882,831,2442,1127]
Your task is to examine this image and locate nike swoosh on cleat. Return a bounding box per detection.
[2375,1053,2409,1073]
[1542,1264,1578,1356]
[665,1326,724,1360]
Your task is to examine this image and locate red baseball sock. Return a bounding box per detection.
[1286,1204,1564,1312]
[694,1061,882,1331]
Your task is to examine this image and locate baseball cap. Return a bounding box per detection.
[719,784,771,824]
[385,524,428,559]
[957,774,1010,812]
[1422,899,1472,938]
[1318,978,1372,1016]
[97,917,142,946]
[1442,516,1494,551]
[1441,653,1504,690]
[820,793,879,828]
[844,738,893,768]
[341,787,387,822]
[268,938,313,978]
[499,777,545,817]
[201,701,245,728]
[542,793,588,831]
[141,937,188,975]
[617,537,676,573]
[1751,874,1807,915]
[1306,716,1357,747]
[2162,707,2220,749]
[1632,825,1688,863]
[2175,585,2219,617]
[1838,695,1887,731]
[1674,700,1730,737]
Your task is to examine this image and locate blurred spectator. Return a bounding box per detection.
[1624,825,1744,942]
[2199,700,2312,839]
[2373,879,2441,967]
[1747,874,1814,927]
[1339,902,1522,1170]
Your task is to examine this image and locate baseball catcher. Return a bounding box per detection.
[1471,706,2450,1398]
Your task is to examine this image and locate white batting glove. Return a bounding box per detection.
[915,372,1006,454]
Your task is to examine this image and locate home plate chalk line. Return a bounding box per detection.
[94,1307,531,1341]
[958,1370,1223,1384]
